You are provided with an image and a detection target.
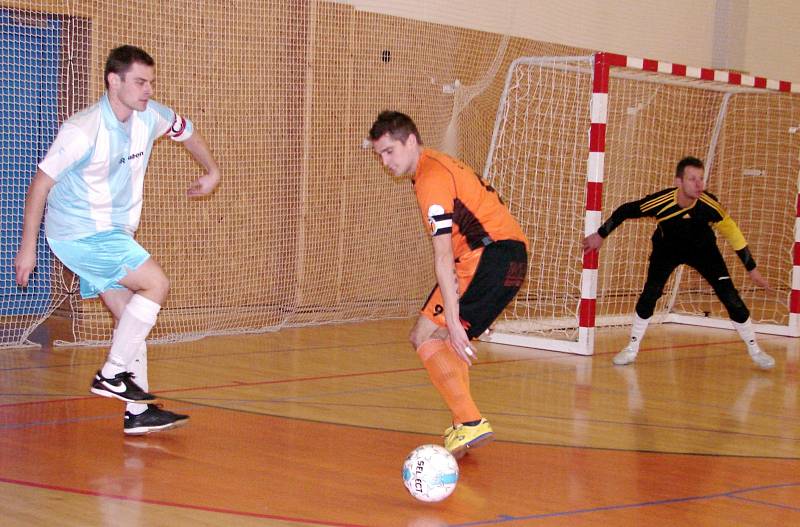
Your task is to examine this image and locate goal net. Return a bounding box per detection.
[1,2,586,348]
[483,53,800,355]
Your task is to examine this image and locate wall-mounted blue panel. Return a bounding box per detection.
[1,10,61,316]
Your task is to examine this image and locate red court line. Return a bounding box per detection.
[158,335,773,396]
[0,476,371,527]
[153,358,529,395]
[0,360,521,408]
[0,335,768,408]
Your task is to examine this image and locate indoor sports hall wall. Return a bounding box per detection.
[2,0,798,347]
[0,0,585,346]
[339,0,800,84]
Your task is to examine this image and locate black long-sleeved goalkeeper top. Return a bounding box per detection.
[597,187,756,271]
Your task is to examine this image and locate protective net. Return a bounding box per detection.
[1,1,586,347]
[481,57,593,336]
[486,55,800,351]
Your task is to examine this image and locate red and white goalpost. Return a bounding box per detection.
[482,52,800,355]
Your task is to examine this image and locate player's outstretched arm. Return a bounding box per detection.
[15,170,56,287]
[581,199,644,254]
[182,132,221,197]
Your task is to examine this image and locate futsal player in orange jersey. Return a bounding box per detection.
[369,111,529,458]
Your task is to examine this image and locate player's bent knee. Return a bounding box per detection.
[153,277,170,304]
[146,264,170,299]
[410,330,447,350]
[409,327,434,350]
[409,314,446,349]
[160,276,171,296]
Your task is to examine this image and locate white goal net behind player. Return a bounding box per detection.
[484,53,800,355]
[1,2,587,348]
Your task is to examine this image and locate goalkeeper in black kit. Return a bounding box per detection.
[582,156,775,370]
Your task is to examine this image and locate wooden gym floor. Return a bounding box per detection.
[0,317,798,526]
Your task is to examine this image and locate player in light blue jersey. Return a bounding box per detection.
[14,45,221,435]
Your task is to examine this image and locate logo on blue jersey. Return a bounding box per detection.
[119,151,144,165]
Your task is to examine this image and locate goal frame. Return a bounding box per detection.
[482,51,800,355]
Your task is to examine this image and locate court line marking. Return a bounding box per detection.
[1,403,798,524]
[0,336,761,404]
[448,482,800,526]
[0,476,372,527]
[1,336,796,456]
[727,493,800,511]
[0,338,408,372]
[2,397,797,461]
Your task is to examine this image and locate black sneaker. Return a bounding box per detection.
[90,370,156,403]
[124,404,190,435]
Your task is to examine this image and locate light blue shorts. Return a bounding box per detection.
[47,230,150,299]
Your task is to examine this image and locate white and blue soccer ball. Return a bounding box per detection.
[402,444,459,502]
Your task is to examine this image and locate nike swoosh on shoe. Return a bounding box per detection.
[101,380,128,393]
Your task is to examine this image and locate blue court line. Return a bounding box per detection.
[5,340,792,427]
[3,373,797,446]
[728,493,800,512]
[170,380,799,445]
[449,482,800,526]
[470,361,800,425]
[178,394,796,441]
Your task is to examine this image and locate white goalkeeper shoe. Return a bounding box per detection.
[612,346,638,366]
[748,346,775,370]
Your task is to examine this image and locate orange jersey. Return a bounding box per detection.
[413,148,528,258]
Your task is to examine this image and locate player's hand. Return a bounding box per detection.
[749,268,771,290]
[187,171,220,197]
[582,232,604,253]
[14,247,36,287]
[447,325,475,366]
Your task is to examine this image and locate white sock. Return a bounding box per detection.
[126,342,149,415]
[627,313,651,353]
[100,329,124,377]
[732,318,759,355]
[101,295,161,378]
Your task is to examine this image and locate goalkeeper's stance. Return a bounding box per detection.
[369,111,529,458]
[583,156,775,370]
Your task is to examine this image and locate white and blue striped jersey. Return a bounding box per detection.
[39,93,193,240]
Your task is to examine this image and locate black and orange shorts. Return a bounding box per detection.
[421,239,527,339]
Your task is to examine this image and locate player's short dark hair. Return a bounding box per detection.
[104,45,155,90]
[369,111,423,144]
[676,156,704,178]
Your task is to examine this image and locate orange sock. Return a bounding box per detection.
[417,339,481,424]
[445,339,470,393]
